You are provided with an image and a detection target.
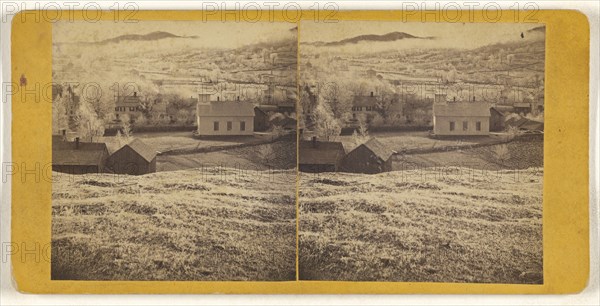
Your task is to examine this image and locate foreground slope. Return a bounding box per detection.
[52,168,296,281]
[299,167,543,283]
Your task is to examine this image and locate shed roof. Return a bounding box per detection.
[433,102,491,117]
[197,101,255,117]
[120,138,157,163]
[52,140,108,166]
[356,137,394,161]
[299,140,345,165]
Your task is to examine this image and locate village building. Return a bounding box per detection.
[272,116,297,132]
[196,98,255,137]
[513,102,532,115]
[341,138,394,174]
[299,138,346,173]
[107,138,157,175]
[254,105,278,132]
[432,94,491,136]
[52,136,110,174]
[366,68,377,78]
[115,92,142,121]
[351,92,379,121]
[489,107,507,132]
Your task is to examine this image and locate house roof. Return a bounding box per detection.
[357,137,394,161]
[519,120,544,131]
[505,117,544,131]
[353,95,378,107]
[514,102,531,108]
[116,95,142,107]
[255,105,279,113]
[197,101,255,117]
[272,117,297,129]
[299,140,345,165]
[433,102,491,117]
[121,138,157,163]
[52,139,108,166]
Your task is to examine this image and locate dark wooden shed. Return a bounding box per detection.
[489,107,506,132]
[107,138,157,175]
[52,137,109,174]
[341,138,393,174]
[299,139,345,173]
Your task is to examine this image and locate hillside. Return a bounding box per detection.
[299,167,543,283]
[304,31,429,47]
[52,168,296,281]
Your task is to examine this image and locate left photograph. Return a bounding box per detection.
[50,20,298,281]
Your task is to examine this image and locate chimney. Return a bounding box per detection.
[312,136,317,148]
[133,92,137,97]
[75,137,80,149]
[370,91,374,97]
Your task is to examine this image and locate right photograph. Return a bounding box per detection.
[298,21,545,283]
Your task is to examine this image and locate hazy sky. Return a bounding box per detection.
[300,21,544,49]
[53,20,297,49]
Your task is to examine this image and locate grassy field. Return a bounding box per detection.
[157,140,297,172]
[337,131,502,153]
[52,167,296,281]
[396,140,544,171]
[299,167,543,283]
[134,131,262,153]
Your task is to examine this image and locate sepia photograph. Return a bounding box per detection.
[298,21,545,283]
[50,20,298,281]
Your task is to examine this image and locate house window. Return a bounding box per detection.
[463,121,468,131]
[227,121,232,131]
[213,121,219,131]
[476,121,482,131]
[115,107,119,111]
[240,121,246,131]
[449,121,455,131]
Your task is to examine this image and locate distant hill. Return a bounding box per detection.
[97,31,192,44]
[527,26,546,34]
[303,31,432,47]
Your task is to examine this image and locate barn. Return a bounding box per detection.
[341,138,393,174]
[52,136,109,174]
[107,138,157,175]
[299,138,345,173]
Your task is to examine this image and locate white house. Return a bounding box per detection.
[196,98,255,136]
[433,95,491,136]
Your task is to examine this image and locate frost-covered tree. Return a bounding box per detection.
[74,101,105,142]
[311,103,341,141]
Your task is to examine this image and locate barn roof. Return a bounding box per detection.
[433,102,491,117]
[52,140,108,166]
[356,137,394,161]
[121,138,157,163]
[353,95,378,107]
[299,140,345,165]
[197,101,255,117]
